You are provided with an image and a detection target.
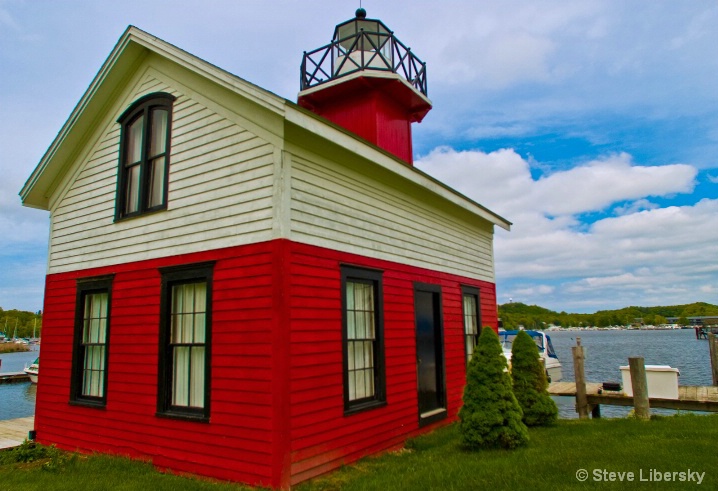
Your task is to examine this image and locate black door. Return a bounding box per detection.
[414,284,446,425]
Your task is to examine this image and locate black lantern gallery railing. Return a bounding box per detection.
[300,25,428,97]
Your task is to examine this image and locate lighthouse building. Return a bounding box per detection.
[20,10,510,489]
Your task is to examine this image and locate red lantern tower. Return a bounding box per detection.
[298,8,432,164]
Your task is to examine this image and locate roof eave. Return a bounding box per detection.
[284,102,512,231]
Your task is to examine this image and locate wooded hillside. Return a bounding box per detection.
[0,308,42,338]
[498,302,718,330]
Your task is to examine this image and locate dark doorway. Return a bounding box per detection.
[414,283,446,426]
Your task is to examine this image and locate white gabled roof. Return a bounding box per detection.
[20,26,510,231]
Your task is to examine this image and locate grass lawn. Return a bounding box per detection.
[299,414,715,491]
[1,414,715,490]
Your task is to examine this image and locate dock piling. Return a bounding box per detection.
[572,337,589,419]
[709,333,718,386]
[628,357,651,420]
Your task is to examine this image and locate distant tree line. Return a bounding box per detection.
[0,308,43,339]
[498,302,718,330]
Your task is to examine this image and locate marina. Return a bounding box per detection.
[546,328,715,418]
[1,328,716,430]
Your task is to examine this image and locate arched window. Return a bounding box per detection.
[116,92,175,219]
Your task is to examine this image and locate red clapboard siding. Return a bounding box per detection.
[36,238,498,489]
[36,242,279,488]
[284,240,498,482]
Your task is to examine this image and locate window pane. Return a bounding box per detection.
[98,348,106,395]
[353,342,364,369]
[171,314,182,344]
[347,311,356,340]
[194,282,206,311]
[147,156,166,208]
[173,346,190,407]
[356,311,365,339]
[362,283,373,310]
[355,370,366,399]
[190,346,205,408]
[194,313,206,343]
[463,295,478,335]
[364,340,374,368]
[365,311,375,338]
[90,318,101,343]
[97,294,108,343]
[126,116,144,164]
[463,293,479,362]
[124,164,140,214]
[348,370,356,400]
[347,341,355,370]
[182,284,194,343]
[171,285,184,344]
[346,282,354,310]
[82,348,92,395]
[149,109,168,157]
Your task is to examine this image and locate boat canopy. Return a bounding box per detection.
[499,330,559,359]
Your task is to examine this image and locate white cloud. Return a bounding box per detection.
[513,284,556,297]
[613,199,659,216]
[416,148,697,219]
[416,148,718,311]
[532,154,697,215]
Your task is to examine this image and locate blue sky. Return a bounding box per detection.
[1,0,717,314]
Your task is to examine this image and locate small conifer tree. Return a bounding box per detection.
[510,330,558,426]
[459,326,529,449]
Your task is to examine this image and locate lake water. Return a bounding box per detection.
[0,347,39,421]
[548,328,713,418]
[0,329,712,421]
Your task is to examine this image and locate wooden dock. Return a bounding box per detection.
[0,372,30,384]
[549,382,718,413]
[0,416,34,450]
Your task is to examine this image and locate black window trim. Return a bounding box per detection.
[157,261,215,422]
[341,265,387,415]
[461,285,481,366]
[115,91,176,221]
[70,274,115,408]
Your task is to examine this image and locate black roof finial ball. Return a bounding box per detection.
[355,8,367,19]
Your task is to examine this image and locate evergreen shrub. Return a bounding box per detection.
[459,326,529,449]
[510,330,558,426]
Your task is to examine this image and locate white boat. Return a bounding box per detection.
[499,330,563,382]
[24,357,39,384]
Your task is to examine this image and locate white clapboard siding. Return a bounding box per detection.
[47,76,276,273]
[290,155,495,282]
